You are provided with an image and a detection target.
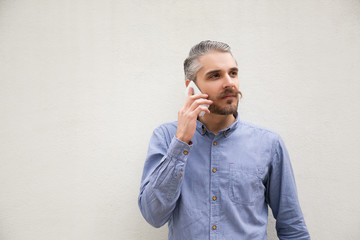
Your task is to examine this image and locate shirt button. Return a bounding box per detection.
[183,151,188,155]
[212,225,217,230]
[212,168,217,173]
[213,141,217,146]
[212,196,217,201]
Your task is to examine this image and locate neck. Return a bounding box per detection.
[199,113,236,135]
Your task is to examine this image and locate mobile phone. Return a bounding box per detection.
[185,81,209,117]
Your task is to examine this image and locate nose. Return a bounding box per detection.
[223,74,236,89]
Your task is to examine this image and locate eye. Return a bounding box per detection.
[230,71,238,77]
[210,73,220,79]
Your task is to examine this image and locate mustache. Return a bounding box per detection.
[217,88,242,99]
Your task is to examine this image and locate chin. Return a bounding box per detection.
[210,104,238,116]
[209,98,239,115]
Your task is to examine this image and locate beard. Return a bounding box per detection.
[208,88,241,115]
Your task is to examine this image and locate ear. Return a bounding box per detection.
[185,79,191,87]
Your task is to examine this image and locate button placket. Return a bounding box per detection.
[210,137,220,239]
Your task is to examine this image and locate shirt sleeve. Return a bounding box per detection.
[266,136,311,240]
[138,125,191,228]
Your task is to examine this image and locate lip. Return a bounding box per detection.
[222,95,237,99]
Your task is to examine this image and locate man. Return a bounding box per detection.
[138,40,310,240]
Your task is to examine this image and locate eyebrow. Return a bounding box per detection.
[205,67,239,77]
[205,70,221,77]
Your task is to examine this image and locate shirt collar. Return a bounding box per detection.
[196,112,240,137]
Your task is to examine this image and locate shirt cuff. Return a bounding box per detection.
[167,136,192,163]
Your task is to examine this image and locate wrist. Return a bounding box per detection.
[175,134,192,145]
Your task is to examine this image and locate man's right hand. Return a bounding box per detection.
[175,87,213,144]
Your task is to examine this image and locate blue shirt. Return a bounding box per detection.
[138,115,310,240]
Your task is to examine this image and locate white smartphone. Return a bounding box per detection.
[185,81,209,117]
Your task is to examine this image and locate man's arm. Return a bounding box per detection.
[138,87,212,227]
[138,126,191,227]
[266,136,311,240]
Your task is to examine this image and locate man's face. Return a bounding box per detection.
[195,51,240,115]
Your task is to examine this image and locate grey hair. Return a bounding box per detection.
[183,40,233,81]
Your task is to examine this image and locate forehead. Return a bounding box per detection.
[197,51,237,73]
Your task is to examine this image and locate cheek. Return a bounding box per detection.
[201,81,218,93]
[206,85,222,97]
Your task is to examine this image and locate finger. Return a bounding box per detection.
[188,93,209,100]
[184,91,208,109]
[182,87,195,109]
[189,99,213,112]
[185,94,209,108]
[194,105,211,116]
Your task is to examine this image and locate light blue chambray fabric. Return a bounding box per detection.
[139,115,310,240]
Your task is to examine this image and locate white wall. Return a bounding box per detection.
[0,0,359,239]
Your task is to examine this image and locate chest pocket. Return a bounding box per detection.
[228,166,263,205]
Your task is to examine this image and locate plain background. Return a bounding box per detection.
[1,0,360,239]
